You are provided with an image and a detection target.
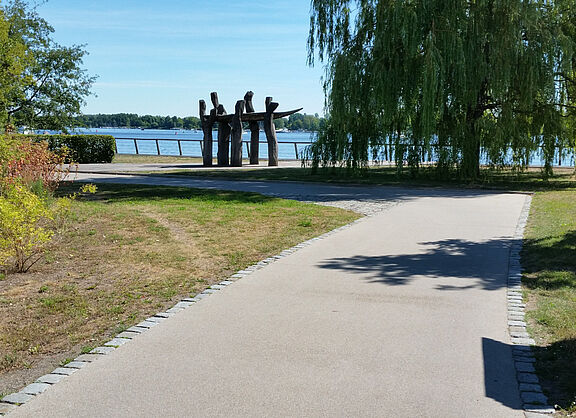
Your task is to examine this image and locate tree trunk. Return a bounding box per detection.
[264,96,279,166]
[244,91,260,165]
[461,117,481,179]
[230,100,244,167]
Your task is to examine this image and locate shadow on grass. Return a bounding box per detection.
[532,338,576,411]
[72,172,536,210]
[58,182,276,205]
[317,238,514,290]
[522,230,576,290]
[158,165,576,192]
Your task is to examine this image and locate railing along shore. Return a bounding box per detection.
[113,137,574,167]
[114,137,307,160]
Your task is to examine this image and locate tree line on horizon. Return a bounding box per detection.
[73,112,326,132]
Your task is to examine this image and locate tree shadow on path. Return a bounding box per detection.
[482,338,523,410]
[318,238,519,291]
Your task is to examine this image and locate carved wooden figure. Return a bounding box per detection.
[212,92,231,166]
[199,99,216,166]
[230,100,245,167]
[200,91,302,167]
[264,96,279,166]
[244,91,260,164]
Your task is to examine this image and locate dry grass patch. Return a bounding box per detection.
[0,183,359,395]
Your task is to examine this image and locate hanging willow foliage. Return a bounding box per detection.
[307,0,576,178]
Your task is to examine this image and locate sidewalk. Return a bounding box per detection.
[9,175,527,417]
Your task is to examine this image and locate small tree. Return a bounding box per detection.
[308,0,576,178]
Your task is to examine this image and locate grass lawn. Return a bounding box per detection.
[0,182,359,396]
[522,190,576,414]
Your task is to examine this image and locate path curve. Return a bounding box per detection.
[9,174,527,417]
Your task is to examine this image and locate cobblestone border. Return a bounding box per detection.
[508,194,555,417]
[0,217,366,415]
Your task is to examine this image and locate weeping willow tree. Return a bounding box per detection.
[307,0,576,178]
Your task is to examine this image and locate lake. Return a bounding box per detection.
[68,128,574,167]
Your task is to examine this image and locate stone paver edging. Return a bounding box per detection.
[0,216,366,415]
[509,195,555,417]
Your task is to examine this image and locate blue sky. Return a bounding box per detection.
[37,0,326,117]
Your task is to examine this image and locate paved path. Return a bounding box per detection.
[77,160,305,173]
[11,174,527,417]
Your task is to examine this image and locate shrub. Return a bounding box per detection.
[0,135,84,273]
[0,182,55,272]
[29,134,116,163]
[4,140,69,191]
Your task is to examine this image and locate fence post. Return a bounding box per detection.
[177,140,182,156]
[134,139,139,155]
[246,142,251,160]
[155,139,160,155]
[294,143,299,159]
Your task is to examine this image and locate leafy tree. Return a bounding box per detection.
[1,0,95,131]
[0,6,28,129]
[284,113,325,131]
[308,0,576,177]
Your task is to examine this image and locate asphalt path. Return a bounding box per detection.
[11,173,527,417]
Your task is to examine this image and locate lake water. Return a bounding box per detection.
[68,128,574,167]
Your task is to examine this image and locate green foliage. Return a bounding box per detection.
[80,183,97,194]
[281,113,325,131]
[0,0,95,131]
[308,0,576,178]
[0,7,28,129]
[29,134,116,163]
[0,182,54,272]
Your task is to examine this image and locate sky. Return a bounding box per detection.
[37,0,326,117]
